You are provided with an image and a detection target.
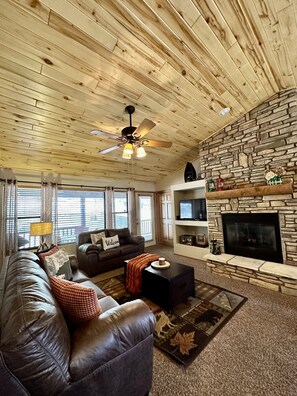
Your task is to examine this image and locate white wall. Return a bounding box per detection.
[155,158,201,191]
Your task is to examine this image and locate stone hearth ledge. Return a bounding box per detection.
[204,253,297,296]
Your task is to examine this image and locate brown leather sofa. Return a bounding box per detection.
[77,228,145,277]
[0,251,155,396]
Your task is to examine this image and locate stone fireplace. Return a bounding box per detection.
[221,213,283,263]
[200,88,297,267]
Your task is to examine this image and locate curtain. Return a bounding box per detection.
[105,187,114,228]
[1,179,18,258]
[41,182,58,246]
[128,188,137,234]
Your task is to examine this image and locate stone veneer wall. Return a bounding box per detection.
[200,88,297,266]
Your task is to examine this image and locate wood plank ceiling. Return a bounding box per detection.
[0,0,296,183]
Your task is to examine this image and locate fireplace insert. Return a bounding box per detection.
[222,213,283,263]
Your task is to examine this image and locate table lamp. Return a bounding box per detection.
[30,221,53,252]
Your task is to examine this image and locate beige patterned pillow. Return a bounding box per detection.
[102,235,120,251]
[91,232,105,245]
[44,248,73,280]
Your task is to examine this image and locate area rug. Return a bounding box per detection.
[96,274,247,366]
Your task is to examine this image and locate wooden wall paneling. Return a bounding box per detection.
[246,0,295,89]
[214,0,280,92]
[146,0,262,106]
[276,3,297,84]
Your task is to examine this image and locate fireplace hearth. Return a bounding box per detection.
[222,213,283,263]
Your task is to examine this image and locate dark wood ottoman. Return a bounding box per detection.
[141,262,195,312]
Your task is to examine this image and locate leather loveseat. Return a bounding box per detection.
[77,228,145,277]
[0,251,155,396]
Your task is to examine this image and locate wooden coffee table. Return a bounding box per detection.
[141,261,195,312]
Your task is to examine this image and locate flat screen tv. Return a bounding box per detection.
[179,199,207,220]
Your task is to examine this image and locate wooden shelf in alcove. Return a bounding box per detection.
[205,182,293,200]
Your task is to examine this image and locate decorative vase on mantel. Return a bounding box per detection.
[184,162,197,183]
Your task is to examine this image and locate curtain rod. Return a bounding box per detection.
[0,178,131,190]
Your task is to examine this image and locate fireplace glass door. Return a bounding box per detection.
[222,213,283,263]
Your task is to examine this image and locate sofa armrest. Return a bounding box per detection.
[69,299,155,381]
[130,235,145,245]
[68,255,79,271]
[77,243,102,255]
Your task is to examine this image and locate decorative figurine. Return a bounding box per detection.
[216,176,224,191]
[210,239,221,255]
[208,178,216,192]
[184,162,197,182]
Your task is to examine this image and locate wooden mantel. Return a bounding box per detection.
[205,183,293,200]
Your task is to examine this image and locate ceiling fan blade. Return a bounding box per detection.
[91,129,119,140]
[144,140,172,148]
[133,119,156,138]
[99,145,121,154]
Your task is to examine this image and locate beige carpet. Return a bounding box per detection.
[144,245,297,396]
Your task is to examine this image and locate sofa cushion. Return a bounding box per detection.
[90,231,105,246]
[99,246,121,260]
[120,244,139,255]
[44,248,73,280]
[102,235,120,251]
[1,255,71,396]
[78,280,106,300]
[107,228,131,244]
[50,276,102,323]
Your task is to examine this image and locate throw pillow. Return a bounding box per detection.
[44,248,73,280]
[38,246,59,264]
[107,228,131,245]
[90,231,105,245]
[102,235,120,251]
[49,276,102,323]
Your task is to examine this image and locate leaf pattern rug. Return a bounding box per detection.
[96,274,247,366]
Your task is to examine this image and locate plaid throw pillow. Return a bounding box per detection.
[49,276,102,323]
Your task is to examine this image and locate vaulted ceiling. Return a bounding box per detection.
[0,0,296,182]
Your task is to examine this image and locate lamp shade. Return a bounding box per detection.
[30,221,53,236]
[122,151,132,159]
[123,143,133,155]
[136,146,146,158]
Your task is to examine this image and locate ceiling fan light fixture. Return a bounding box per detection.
[136,146,146,158]
[122,151,131,159]
[123,142,133,155]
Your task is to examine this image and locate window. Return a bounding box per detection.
[57,189,105,244]
[17,187,41,249]
[112,191,128,228]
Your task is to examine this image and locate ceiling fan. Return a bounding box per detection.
[90,105,172,159]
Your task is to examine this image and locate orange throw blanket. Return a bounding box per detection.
[126,253,160,295]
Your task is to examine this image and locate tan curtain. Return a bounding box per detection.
[128,188,137,234]
[1,179,18,258]
[105,187,114,228]
[41,182,58,246]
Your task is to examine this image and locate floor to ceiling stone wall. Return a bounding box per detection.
[199,88,297,266]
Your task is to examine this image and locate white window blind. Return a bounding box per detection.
[17,187,41,249]
[57,189,105,244]
[112,191,128,228]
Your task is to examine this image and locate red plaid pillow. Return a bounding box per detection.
[49,276,102,323]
